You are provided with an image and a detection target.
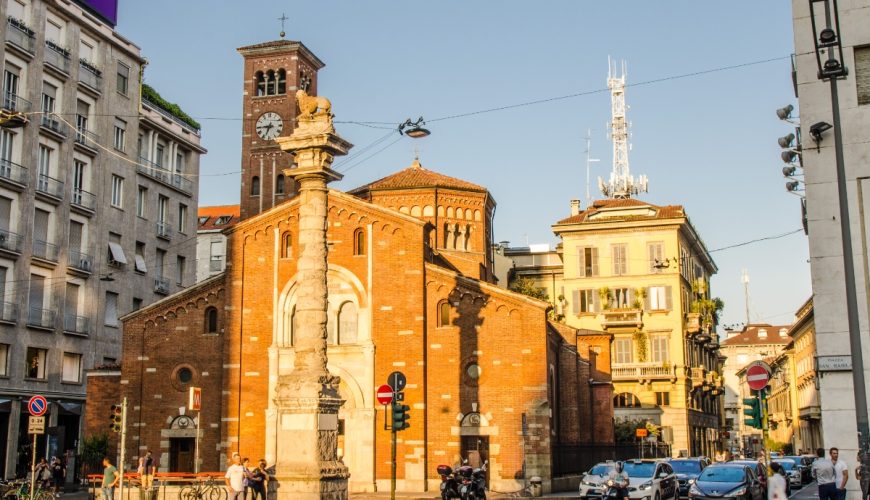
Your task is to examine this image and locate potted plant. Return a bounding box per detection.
[598,287,612,310]
[633,330,648,362]
[633,287,646,310]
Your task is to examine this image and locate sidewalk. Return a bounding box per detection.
[349,491,579,499]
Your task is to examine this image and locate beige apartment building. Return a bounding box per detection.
[551,197,722,457]
[789,298,821,451]
[0,0,203,478]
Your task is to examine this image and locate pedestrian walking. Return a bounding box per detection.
[225,454,246,500]
[50,456,65,497]
[247,460,267,500]
[813,447,838,500]
[831,447,849,500]
[101,457,119,500]
[137,451,155,492]
[35,458,50,490]
[769,462,788,500]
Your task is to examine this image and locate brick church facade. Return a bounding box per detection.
[84,38,613,493]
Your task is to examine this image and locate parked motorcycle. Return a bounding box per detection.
[438,459,487,500]
[437,464,461,499]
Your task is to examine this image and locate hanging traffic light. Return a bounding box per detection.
[743,395,762,429]
[392,403,411,431]
[110,404,123,433]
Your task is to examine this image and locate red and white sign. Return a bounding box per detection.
[746,362,771,391]
[27,395,47,416]
[189,387,202,411]
[376,384,394,405]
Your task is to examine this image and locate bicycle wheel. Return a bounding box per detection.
[179,485,199,500]
[207,485,227,500]
[34,491,53,500]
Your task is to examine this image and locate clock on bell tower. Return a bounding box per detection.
[236,39,325,220]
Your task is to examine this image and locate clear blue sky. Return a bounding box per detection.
[116,1,809,330]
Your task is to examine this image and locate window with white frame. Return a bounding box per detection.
[613,337,633,364]
[110,175,123,207]
[104,291,118,327]
[62,352,81,383]
[113,118,126,151]
[0,130,14,166]
[577,246,599,277]
[650,335,670,364]
[648,241,664,273]
[0,343,7,376]
[178,204,187,233]
[572,289,598,314]
[136,186,146,218]
[116,62,129,95]
[647,285,672,310]
[612,244,628,275]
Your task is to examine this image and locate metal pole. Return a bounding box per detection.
[30,433,37,500]
[390,416,396,500]
[120,397,127,500]
[194,411,200,474]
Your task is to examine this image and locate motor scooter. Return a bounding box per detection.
[467,460,487,499]
[603,476,628,500]
[437,464,461,499]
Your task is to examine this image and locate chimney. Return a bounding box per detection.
[570,199,581,216]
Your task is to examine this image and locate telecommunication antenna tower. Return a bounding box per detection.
[599,58,648,199]
[584,129,600,207]
[742,269,751,325]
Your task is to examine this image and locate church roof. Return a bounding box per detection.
[349,160,488,195]
[555,198,685,225]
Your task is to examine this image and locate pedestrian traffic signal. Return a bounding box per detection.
[392,403,411,431]
[110,404,123,433]
[743,396,762,429]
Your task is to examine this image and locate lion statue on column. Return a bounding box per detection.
[296,89,332,119]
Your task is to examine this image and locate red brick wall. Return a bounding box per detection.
[83,370,121,458]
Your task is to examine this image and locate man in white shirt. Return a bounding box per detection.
[813,447,837,500]
[831,447,849,500]
[225,453,246,500]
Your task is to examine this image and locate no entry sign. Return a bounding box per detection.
[746,362,771,391]
[376,384,394,405]
[28,395,47,416]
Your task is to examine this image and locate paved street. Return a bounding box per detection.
[790,482,820,500]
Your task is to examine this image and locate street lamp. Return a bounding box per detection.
[398,117,430,138]
[807,0,870,483]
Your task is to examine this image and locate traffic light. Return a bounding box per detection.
[743,396,762,429]
[110,404,123,433]
[392,403,411,431]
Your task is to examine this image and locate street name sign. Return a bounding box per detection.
[817,355,852,372]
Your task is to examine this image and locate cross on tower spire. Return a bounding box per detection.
[278,13,288,38]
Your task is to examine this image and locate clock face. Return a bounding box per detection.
[255,112,283,140]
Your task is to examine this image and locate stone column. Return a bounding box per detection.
[273,91,353,500]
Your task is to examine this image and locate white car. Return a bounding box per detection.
[579,462,616,499]
[623,460,679,500]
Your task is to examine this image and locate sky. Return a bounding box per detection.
[115,1,810,331]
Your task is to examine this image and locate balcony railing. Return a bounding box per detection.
[5,18,35,54]
[74,127,99,149]
[44,41,70,74]
[612,362,674,381]
[690,366,706,386]
[137,157,193,195]
[2,91,31,113]
[156,221,173,240]
[0,301,17,323]
[0,158,27,188]
[0,228,23,254]
[71,187,96,212]
[600,309,643,329]
[27,307,55,329]
[68,249,93,273]
[36,174,64,199]
[154,276,170,295]
[63,314,90,335]
[171,173,194,194]
[40,115,68,137]
[32,239,59,262]
[78,61,101,91]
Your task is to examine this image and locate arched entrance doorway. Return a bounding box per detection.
[165,415,197,472]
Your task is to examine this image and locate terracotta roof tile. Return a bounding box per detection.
[555,198,685,225]
[350,160,487,194]
[721,324,792,346]
[198,205,241,231]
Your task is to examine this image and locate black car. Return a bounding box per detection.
[788,455,815,484]
[688,464,765,500]
[729,461,768,495]
[668,459,706,498]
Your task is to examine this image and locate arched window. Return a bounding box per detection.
[338,302,358,344]
[353,228,365,255]
[266,70,276,95]
[613,392,641,408]
[275,174,285,194]
[281,232,293,258]
[255,71,266,96]
[205,307,218,334]
[290,305,298,346]
[251,176,260,196]
[277,69,287,94]
[437,300,450,327]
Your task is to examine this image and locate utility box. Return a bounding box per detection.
[530,476,542,497]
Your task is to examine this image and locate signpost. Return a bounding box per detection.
[384,372,407,500]
[189,387,201,473]
[376,385,394,406]
[27,395,48,500]
[744,361,771,472]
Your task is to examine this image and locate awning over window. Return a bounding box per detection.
[108,242,127,265]
[0,398,10,412]
[134,255,147,273]
[58,402,82,415]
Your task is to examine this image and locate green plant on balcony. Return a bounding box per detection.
[79,58,101,76]
[598,287,612,310]
[141,83,201,130]
[8,16,34,36]
[45,39,70,56]
[633,287,647,309]
[633,330,648,362]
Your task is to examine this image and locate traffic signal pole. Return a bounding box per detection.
[120,397,127,500]
[390,416,396,500]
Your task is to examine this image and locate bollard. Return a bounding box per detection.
[530,476,543,497]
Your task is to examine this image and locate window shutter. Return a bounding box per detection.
[627,288,635,308]
[644,287,652,310]
[665,286,673,310]
[593,292,600,312]
[572,290,580,314]
[591,247,599,276]
[577,247,586,277]
[857,47,870,105]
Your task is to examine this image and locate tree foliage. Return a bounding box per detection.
[509,276,549,302]
[141,84,201,130]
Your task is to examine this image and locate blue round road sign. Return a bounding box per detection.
[28,395,47,416]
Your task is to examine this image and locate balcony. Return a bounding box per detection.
[68,249,93,275]
[44,41,71,75]
[36,174,64,202]
[600,309,643,330]
[27,307,55,331]
[40,115,68,139]
[0,228,23,255]
[156,221,173,240]
[0,302,18,324]
[63,314,90,336]
[70,187,96,215]
[32,239,59,264]
[612,362,675,382]
[137,157,193,195]
[0,158,27,190]
[5,18,35,56]
[1,91,31,128]
[74,126,99,155]
[690,366,707,386]
[78,60,101,93]
[154,276,170,295]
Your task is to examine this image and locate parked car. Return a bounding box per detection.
[688,463,765,500]
[774,459,803,489]
[622,460,678,500]
[667,458,707,498]
[579,462,617,499]
[729,461,768,496]
[795,455,816,483]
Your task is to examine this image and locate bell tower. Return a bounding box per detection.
[237,39,325,220]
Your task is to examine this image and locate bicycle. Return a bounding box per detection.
[179,476,227,500]
[6,481,53,500]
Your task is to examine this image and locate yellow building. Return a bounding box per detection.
[768,349,800,451]
[552,198,723,457]
[791,298,822,452]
